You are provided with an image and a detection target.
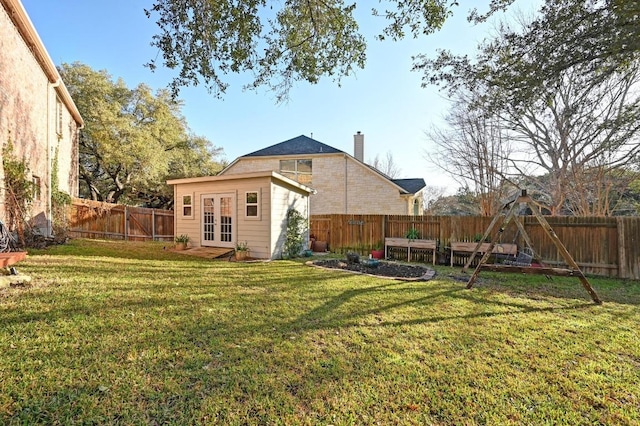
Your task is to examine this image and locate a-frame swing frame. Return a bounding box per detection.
[463,190,602,304]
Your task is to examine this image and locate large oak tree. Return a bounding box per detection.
[144,1,639,102]
[59,62,225,207]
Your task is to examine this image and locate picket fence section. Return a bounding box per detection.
[310,214,640,279]
[68,199,174,242]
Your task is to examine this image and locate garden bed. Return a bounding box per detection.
[308,258,436,280]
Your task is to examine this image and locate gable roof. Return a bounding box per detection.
[243,135,343,157]
[393,178,426,194]
[224,134,426,196]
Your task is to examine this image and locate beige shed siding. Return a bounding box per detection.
[0,2,79,228]
[223,154,409,214]
[270,179,309,258]
[236,181,272,259]
[173,176,273,258]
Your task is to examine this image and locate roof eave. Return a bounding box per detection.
[1,0,84,127]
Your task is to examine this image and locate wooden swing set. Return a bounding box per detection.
[463,190,602,304]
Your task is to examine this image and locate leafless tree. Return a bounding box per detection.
[426,92,515,216]
[421,185,448,214]
[369,151,401,178]
[500,65,640,215]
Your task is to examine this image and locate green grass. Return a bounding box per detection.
[1,239,639,425]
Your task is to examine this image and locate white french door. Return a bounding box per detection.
[201,193,235,248]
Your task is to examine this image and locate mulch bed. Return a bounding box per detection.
[309,259,436,281]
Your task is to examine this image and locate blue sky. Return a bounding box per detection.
[20,0,536,192]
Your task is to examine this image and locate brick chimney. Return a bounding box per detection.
[354,131,364,162]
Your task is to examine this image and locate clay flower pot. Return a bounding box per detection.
[235,250,249,261]
[370,249,384,259]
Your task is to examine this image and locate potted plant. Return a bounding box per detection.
[235,241,250,261]
[370,242,384,259]
[406,228,420,240]
[174,234,190,250]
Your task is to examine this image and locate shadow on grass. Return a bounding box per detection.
[285,277,600,334]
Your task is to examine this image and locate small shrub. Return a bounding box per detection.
[284,208,306,258]
[405,228,420,240]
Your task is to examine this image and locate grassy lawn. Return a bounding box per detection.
[1,239,639,425]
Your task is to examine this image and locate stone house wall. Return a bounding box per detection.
[0,0,81,234]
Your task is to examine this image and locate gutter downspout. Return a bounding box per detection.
[344,155,348,214]
[47,79,61,237]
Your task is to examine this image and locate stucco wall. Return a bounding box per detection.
[223,155,411,215]
[0,3,79,231]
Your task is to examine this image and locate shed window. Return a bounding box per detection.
[245,191,260,219]
[182,194,193,218]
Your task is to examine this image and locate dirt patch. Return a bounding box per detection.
[309,259,435,281]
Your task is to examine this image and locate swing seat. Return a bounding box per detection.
[501,247,534,267]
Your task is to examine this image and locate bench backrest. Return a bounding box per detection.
[385,237,437,249]
[451,242,517,255]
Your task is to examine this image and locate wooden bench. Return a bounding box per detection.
[385,238,437,265]
[450,242,517,267]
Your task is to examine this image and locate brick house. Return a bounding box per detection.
[0,0,83,235]
[220,133,426,215]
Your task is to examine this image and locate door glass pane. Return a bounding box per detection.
[220,196,233,243]
[203,197,215,242]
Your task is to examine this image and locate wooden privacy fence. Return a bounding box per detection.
[310,214,640,279]
[68,199,174,242]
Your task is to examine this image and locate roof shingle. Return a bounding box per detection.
[243,135,343,157]
[392,178,426,194]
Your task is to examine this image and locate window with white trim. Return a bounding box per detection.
[245,190,260,219]
[279,159,312,185]
[182,194,193,218]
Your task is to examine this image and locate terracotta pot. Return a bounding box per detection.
[175,242,187,251]
[314,241,327,252]
[371,249,384,260]
[235,250,249,261]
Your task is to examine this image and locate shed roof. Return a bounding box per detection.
[167,170,314,194]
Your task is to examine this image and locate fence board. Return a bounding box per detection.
[311,214,639,279]
[68,199,174,242]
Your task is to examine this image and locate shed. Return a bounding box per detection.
[167,171,313,259]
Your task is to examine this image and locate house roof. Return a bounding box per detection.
[243,135,343,157]
[223,135,426,196]
[392,178,426,194]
